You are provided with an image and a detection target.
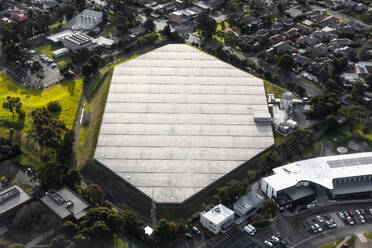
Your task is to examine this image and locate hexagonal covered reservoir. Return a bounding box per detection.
[94,44,274,203]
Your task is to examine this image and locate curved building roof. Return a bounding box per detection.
[263,152,372,192]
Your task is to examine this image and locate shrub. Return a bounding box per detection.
[47,101,62,113]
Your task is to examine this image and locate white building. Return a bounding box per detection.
[200,204,235,234]
[52,48,70,58]
[261,152,372,208]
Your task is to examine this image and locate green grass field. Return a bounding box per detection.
[264,80,285,97]
[35,44,72,66]
[365,233,372,239]
[48,20,67,30]
[0,71,83,132]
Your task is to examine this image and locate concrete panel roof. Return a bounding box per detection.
[95,44,274,203]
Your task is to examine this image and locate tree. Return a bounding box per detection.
[30,107,67,158]
[162,24,171,38]
[152,218,178,245]
[309,93,340,119]
[121,209,144,237]
[261,200,276,218]
[216,180,245,204]
[325,78,337,89]
[36,161,67,189]
[3,96,22,120]
[278,54,294,71]
[195,13,217,39]
[225,31,238,47]
[61,221,79,238]
[263,151,277,169]
[84,184,105,206]
[81,63,95,79]
[58,129,75,164]
[88,54,102,71]
[366,74,372,90]
[325,114,338,131]
[182,0,192,8]
[61,4,76,20]
[338,105,370,125]
[351,83,365,102]
[143,18,155,31]
[31,61,43,73]
[50,234,75,248]
[47,101,62,113]
[333,56,348,74]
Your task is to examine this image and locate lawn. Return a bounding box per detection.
[325,122,372,149]
[365,233,372,239]
[0,71,83,132]
[264,80,285,97]
[35,44,72,66]
[318,238,343,248]
[113,236,129,248]
[48,20,67,30]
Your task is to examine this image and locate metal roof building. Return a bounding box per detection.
[261,152,372,201]
[95,44,274,203]
[0,185,31,218]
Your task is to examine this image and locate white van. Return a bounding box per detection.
[244,224,256,235]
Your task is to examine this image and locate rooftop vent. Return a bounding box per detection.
[0,188,20,204]
[47,190,65,205]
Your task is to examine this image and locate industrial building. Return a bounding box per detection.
[94,44,274,203]
[233,192,264,217]
[200,204,235,234]
[63,9,103,33]
[52,48,70,58]
[0,185,32,221]
[41,187,90,221]
[261,152,372,210]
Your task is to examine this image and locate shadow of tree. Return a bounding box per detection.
[0,116,25,131]
[61,79,76,97]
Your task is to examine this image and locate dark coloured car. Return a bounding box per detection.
[185,233,192,240]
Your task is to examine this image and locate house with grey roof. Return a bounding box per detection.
[41,187,89,221]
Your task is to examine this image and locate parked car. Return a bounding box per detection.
[271,236,280,244]
[343,211,349,217]
[264,241,274,247]
[330,218,337,228]
[192,226,200,235]
[306,203,316,209]
[347,216,354,225]
[316,215,323,223]
[280,239,289,248]
[244,225,255,236]
[360,209,365,215]
[356,209,361,215]
[360,215,365,224]
[370,209,372,215]
[310,225,318,234]
[348,210,354,217]
[185,233,192,240]
[338,212,345,218]
[325,221,333,229]
[314,223,322,232]
[342,244,351,248]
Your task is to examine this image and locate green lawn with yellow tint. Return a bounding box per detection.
[264,80,285,97]
[35,44,72,66]
[0,71,83,132]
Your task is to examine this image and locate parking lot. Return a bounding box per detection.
[302,208,372,236]
[27,51,63,88]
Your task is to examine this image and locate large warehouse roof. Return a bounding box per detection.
[263,152,372,192]
[94,44,274,203]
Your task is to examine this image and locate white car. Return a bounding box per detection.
[360,215,365,224]
[347,216,354,225]
[271,236,280,244]
[356,209,361,215]
[330,219,337,228]
[316,215,323,223]
[243,225,255,236]
[314,223,322,232]
[369,209,372,215]
[338,212,345,218]
[264,241,274,247]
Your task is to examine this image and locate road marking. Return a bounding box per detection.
[357,233,367,243]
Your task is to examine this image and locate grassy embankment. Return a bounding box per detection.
[77,54,140,169]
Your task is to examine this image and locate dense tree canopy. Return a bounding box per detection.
[3,96,22,120]
[195,13,217,39]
